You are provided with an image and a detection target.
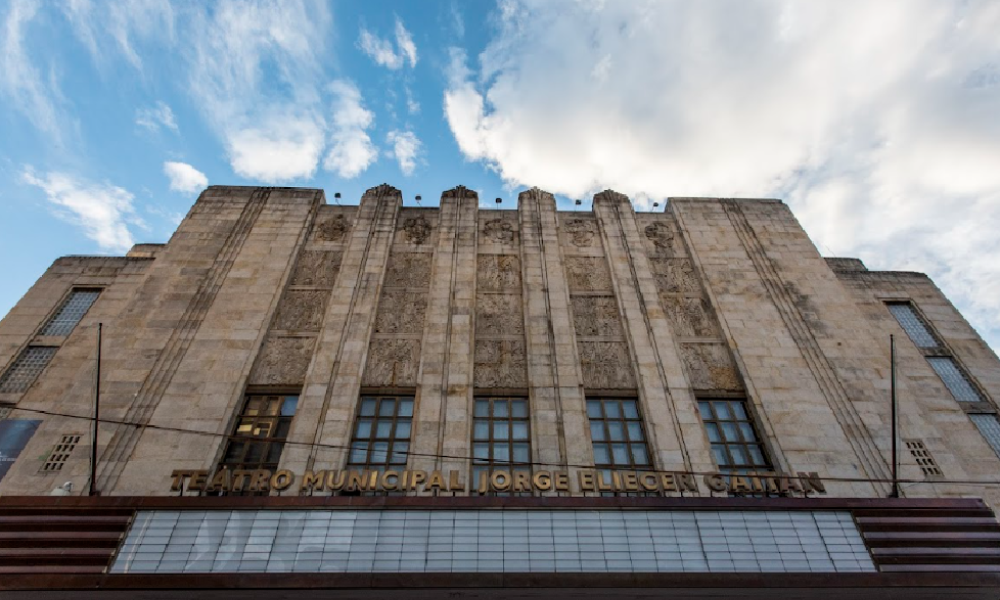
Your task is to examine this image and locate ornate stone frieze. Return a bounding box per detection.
[564,256,613,292]
[474,339,528,388]
[679,342,743,391]
[563,218,597,247]
[363,183,401,198]
[660,294,718,337]
[571,295,623,338]
[374,290,428,334]
[401,215,433,245]
[644,221,678,257]
[476,293,524,336]
[477,255,521,292]
[384,253,432,288]
[313,214,349,242]
[442,185,478,200]
[291,251,342,287]
[274,290,328,332]
[362,339,420,386]
[649,258,700,295]
[249,336,316,386]
[577,341,637,389]
[483,218,516,244]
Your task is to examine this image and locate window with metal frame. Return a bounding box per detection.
[218,394,299,480]
[38,289,100,337]
[586,397,653,496]
[886,303,939,349]
[698,398,772,473]
[0,346,58,394]
[472,397,531,494]
[927,357,984,403]
[346,395,413,473]
[970,414,1000,459]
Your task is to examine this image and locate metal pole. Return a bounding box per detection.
[90,323,102,497]
[890,334,899,498]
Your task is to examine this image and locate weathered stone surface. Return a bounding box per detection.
[477,255,521,291]
[564,256,613,292]
[250,336,316,385]
[660,294,717,337]
[578,341,636,389]
[273,290,328,332]
[476,294,523,336]
[313,214,349,242]
[649,258,700,294]
[571,295,623,337]
[384,253,432,288]
[362,339,420,387]
[474,339,527,388]
[678,342,742,391]
[373,291,428,334]
[291,251,342,287]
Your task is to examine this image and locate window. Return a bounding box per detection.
[0,346,58,394]
[0,406,11,420]
[904,440,942,478]
[586,398,652,496]
[886,303,939,349]
[347,395,413,472]
[41,434,81,472]
[927,357,984,403]
[472,397,530,491]
[219,394,298,476]
[39,289,100,336]
[970,414,1000,459]
[698,399,772,473]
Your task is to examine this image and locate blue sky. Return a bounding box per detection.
[2,1,999,352]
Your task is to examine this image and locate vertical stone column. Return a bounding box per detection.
[288,185,401,473]
[592,191,709,473]
[518,188,592,490]
[410,187,478,483]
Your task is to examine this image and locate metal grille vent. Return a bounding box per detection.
[41,434,81,472]
[905,440,942,477]
[0,405,11,420]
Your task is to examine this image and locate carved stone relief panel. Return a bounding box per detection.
[660,294,718,337]
[562,218,597,247]
[578,341,637,389]
[564,257,613,292]
[483,219,517,244]
[474,339,528,388]
[274,290,329,332]
[362,339,421,387]
[476,293,524,336]
[477,254,521,292]
[649,259,700,295]
[571,295,623,338]
[643,221,681,258]
[374,290,428,334]
[313,214,349,242]
[679,342,743,391]
[384,253,432,288]
[291,251,342,287]
[401,215,433,245]
[249,336,316,386]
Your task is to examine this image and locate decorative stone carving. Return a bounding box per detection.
[564,257,613,292]
[660,294,717,337]
[679,343,742,391]
[476,294,524,336]
[563,218,596,247]
[314,214,349,242]
[442,185,478,200]
[402,215,432,245]
[274,290,328,332]
[571,296,623,337]
[483,219,515,244]
[374,291,428,334]
[362,339,420,386]
[363,183,401,198]
[644,221,677,257]
[384,253,432,288]
[291,251,342,287]
[578,341,636,389]
[250,336,315,385]
[649,259,700,295]
[477,255,521,292]
[474,339,528,388]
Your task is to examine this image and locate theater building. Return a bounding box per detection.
[1,184,999,597]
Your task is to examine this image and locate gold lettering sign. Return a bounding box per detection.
[169,469,825,497]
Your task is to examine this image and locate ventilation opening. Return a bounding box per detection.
[40,434,81,472]
[905,439,942,477]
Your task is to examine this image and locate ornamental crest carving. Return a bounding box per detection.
[314,214,348,242]
[483,219,515,244]
[644,222,676,257]
[402,216,432,245]
[563,219,596,247]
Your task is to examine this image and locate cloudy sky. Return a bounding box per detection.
[1,0,998,352]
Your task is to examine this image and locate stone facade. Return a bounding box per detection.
[1,184,998,506]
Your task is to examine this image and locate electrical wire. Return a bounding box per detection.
[8,403,1000,489]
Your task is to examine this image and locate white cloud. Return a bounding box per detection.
[62,0,174,71]
[405,86,420,114]
[22,168,140,253]
[358,17,417,70]
[163,161,207,194]
[445,0,1000,350]
[387,130,422,176]
[136,101,178,132]
[323,80,377,178]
